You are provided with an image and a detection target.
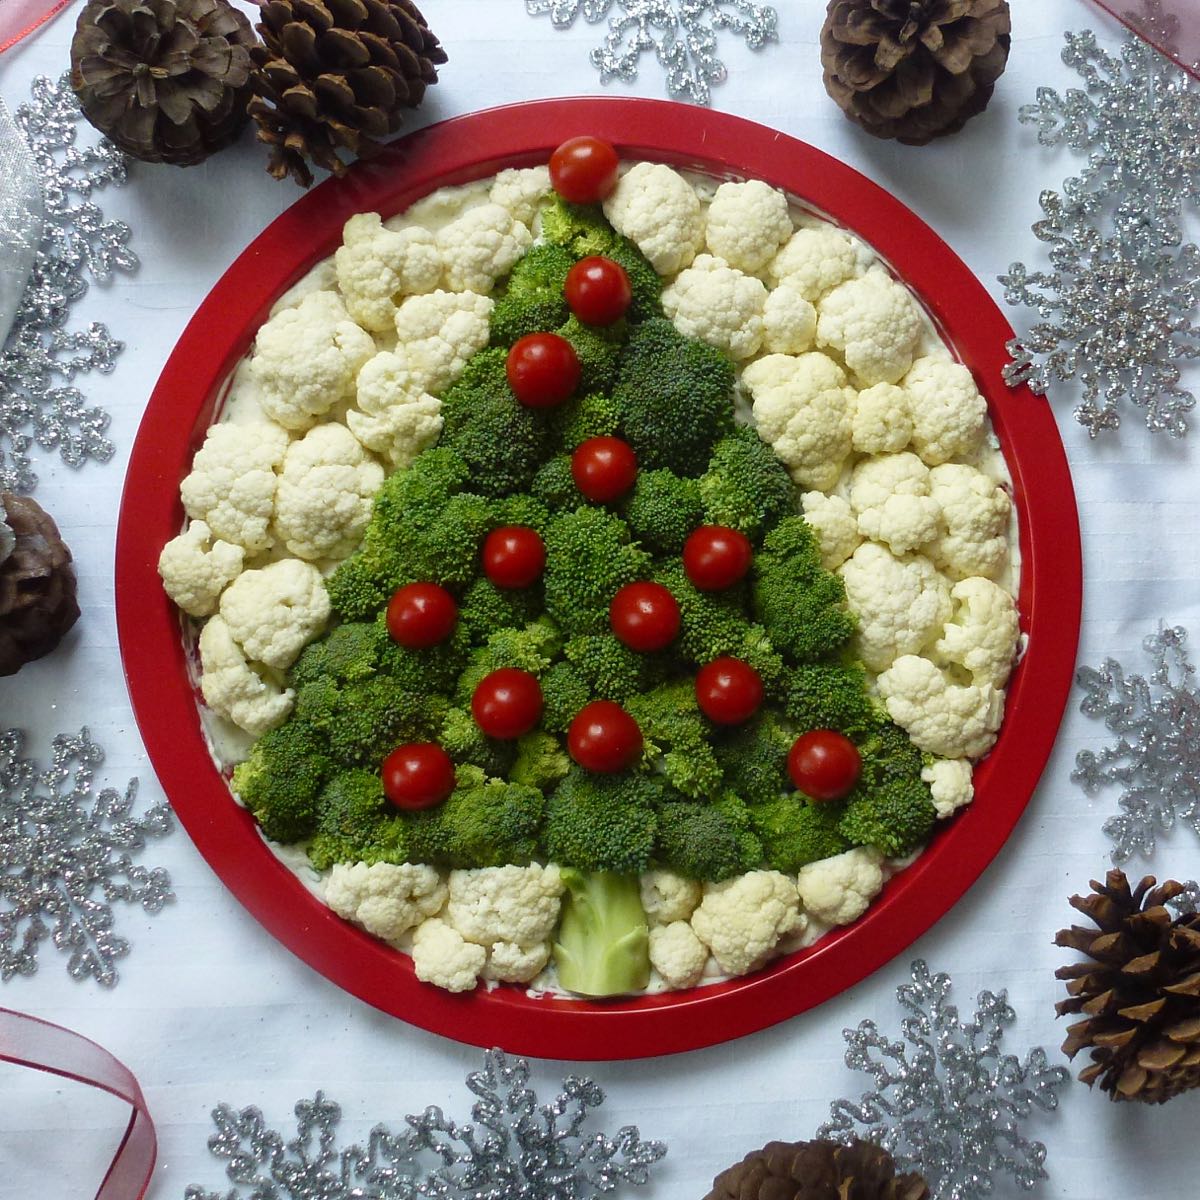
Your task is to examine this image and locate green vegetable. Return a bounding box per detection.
[439,706,515,780]
[785,661,884,737]
[654,794,763,881]
[699,426,794,543]
[542,769,659,874]
[653,560,750,666]
[548,392,621,451]
[509,730,571,791]
[457,578,542,645]
[489,243,574,345]
[838,778,936,857]
[564,633,663,701]
[539,661,591,733]
[231,721,333,843]
[714,713,792,806]
[750,796,851,872]
[531,456,584,513]
[622,468,704,554]
[453,619,563,704]
[626,679,723,800]
[408,774,544,868]
[556,315,623,395]
[553,868,651,997]
[308,769,409,870]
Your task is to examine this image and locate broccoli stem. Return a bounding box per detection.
[553,868,650,997]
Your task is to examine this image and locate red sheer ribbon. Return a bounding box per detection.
[0,0,73,56]
[0,1008,157,1200]
[1091,1,1200,79]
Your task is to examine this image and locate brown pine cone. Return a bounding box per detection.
[820,0,1011,145]
[247,0,447,188]
[1056,870,1200,1104]
[70,0,257,166]
[0,495,81,676]
[705,1137,929,1200]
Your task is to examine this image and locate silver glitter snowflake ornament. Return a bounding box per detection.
[0,74,136,494]
[818,960,1068,1200]
[525,1,778,105]
[1,727,173,986]
[186,1048,667,1200]
[1072,623,1200,864]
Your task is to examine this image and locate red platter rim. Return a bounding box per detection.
[115,97,1081,1060]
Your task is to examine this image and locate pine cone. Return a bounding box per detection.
[1056,870,1200,1104]
[0,495,81,676]
[820,0,1011,145]
[70,0,257,166]
[704,1137,929,1200]
[247,0,447,188]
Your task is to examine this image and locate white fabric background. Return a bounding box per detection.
[2,2,1199,1196]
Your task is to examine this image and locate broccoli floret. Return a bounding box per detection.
[543,507,651,635]
[489,244,574,346]
[653,560,750,666]
[622,468,704,554]
[531,455,584,513]
[856,721,927,788]
[378,620,470,694]
[564,633,663,701]
[785,661,884,737]
[372,446,471,528]
[542,769,659,874]
[439,706,515,780]
[539,661,591,733]
[540,197,614,257]
[409,776,544,868]
[556,315,623,395]
[714,712,792,806]
[604,236,663,322]
[612,318,735,476]
[493,492,551,533]
[750,796,851,872]
[509,729,571,791]
[625,679,723,799]
[307,768,409,870]
[752,517,856,663]
[289,620,386,687]
[553,867,651,997]
[838,777,936,857]
[232,721,333,843]
[457,577,542,645]
[654,794,763,882]
[699,426,795,543]
[453,619,562,704]
[548,392,621,450]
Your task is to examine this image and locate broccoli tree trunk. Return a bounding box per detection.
[553,868,650,997]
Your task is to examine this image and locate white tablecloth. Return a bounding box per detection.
[2,3,1199,1197]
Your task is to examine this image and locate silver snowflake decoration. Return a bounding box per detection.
[186,1048,667,1200]
[0,727,173,986]
[1072,623,1200,864]
[525,1,778,105]
[1001,32,1200,437]
[0,73,136,494]
[818,960,1068,1200]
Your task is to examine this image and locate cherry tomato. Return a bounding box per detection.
[609,581,680,653]
[571,436,637,503]
[381,742,456,810]
[683,525,753,592]
[482,526,546,589]
[386,582,457,648]
[506,332,581,408]
[471,668,544,740]
[787,730,862,802]
[565,256,633,326]
[549,136,620,204]
[567,700,643,773]
[695,657,764,725]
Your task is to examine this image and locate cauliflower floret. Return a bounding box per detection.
[904,356,988,465]
[198,615,293,735]
[639,871,703,926]
[218,559,330,671]
[489,165,552,228]
[852,382,913,455]
[704,179,793,274]
[393,289,494,394]
[648,921,709,989]
[248,290,375,430]
[922,759,975,819]
[816,268,923,386]
[271,423,384,561]
[877,654,1005,759]
[768,225,860,299]
[179,422,290,554]
[445,865,564,948]
[932,577,1020,689]
[796,847,885,926]
[839,543,952,672]
[848,452,941,556]
[662,254,767,360]
[690,871,804,977]
[412,918,487,993]
[158,520,244,617]
[350,351,443,468]
[437,202,532,293]
[603,162,705,276]
[324,862,447,943]
[334,212,442,332]
[761,283,818,355]
[741,352,854,491]
[800,492,862,570]
[483,940,551,984]
[926,463,1011,581]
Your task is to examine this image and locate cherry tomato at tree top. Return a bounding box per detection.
[506,332,581,408]
[385,582,457,648]
[381,742,456,810]
[788,730,862,802]
[482,526,546,589]
[610,581,680,653]
[471,668,544,740]
[565,256,633,327]
[567,700,643,773]
[683,525,753,592]
[549,136,620,205]
[571,436,638,503]
[695,656,763,726]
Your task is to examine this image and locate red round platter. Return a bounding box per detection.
[115,97,1082,1060]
